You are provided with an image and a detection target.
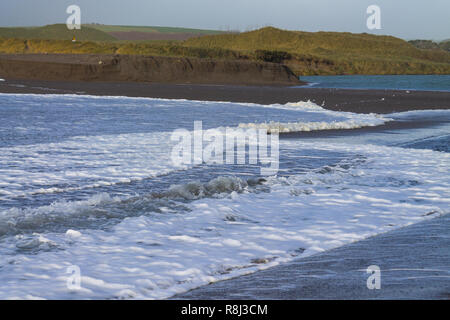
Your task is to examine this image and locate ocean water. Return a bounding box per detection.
[0,93,449,299]
[297,75,450,91]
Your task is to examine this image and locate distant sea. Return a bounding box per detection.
[297,75,450,92]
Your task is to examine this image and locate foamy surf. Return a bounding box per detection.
[238,100,391,133]
[0,176,267,237]
[0,93,449,300]
[0,131,191,201]
[238,118,387,133]
[0,94,389,201]
[0,141,448,299]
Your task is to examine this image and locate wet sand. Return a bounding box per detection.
[0,79,449,114]
[173,214,450,300]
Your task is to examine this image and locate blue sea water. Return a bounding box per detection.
[0,93,448,299]
[297,75,450,91]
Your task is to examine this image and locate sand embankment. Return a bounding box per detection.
[0,54,302,86]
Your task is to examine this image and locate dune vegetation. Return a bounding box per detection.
[409,39,450,52]
[1,25,449,76]
[184,27,450,75]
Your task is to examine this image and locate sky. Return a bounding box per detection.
[0,0,449,40]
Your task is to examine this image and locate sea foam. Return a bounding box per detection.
[0,141,448,299]
[0,93,448,299]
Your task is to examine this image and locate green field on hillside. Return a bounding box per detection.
[0,24,116,41]
[0,24,225,42]
[86,24,225,35]
[1,25,449,75]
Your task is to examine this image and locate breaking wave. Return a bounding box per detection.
[0,176,268,237]
[238,100,391,133]
[238,118,388,133]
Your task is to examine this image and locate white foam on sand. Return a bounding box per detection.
[0,141,448,299]
[238,100,391,133]
[238,117,386,133]
[388,109,450,119]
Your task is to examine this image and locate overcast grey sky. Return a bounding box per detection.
[0,0,449,40]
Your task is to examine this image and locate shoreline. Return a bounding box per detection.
[279,117,449,139]
[173,214,450,300]
[0,78,449,300]
[0,78,449,114]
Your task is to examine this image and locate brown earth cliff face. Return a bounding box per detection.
[0,54,302,86]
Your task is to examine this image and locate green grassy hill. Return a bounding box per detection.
[184,27,450,75]
[0,37,241,58]
[1,25,449,75]
[0,24,116,41]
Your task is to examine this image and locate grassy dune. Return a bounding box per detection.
[1,25,449,75]
[184,27,450,75]
[0,38,241,60]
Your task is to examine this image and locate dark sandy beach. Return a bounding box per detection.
[0,78,449,114]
